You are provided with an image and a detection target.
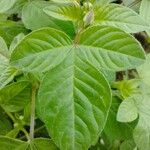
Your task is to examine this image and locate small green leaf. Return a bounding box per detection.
[104,97,135,142]
[44,2,83,21]
[117,97,138,122]
[9,33,25,53]
[117,93,150,150]
[0,21,28,45]
[0,66,18,89]
[120,140,136,150]
[94,4,150,33]
[0,81,31,112]
[0,108,12,135]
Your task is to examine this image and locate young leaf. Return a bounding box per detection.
[37,59,112,150]
[44,3,83,21]
[140,0,150,36]
[11,26,145,73]
[104,97,135,142]
[22,1,75,37]
[94,4,150,33]
[0,37,9,74]
[0,81,31,112]
[117,93,150,150]
[0,66,18,89]
[117,97,138,122]
[0,0,17,13]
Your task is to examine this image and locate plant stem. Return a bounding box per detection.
[21,128,30,141]
[29,85,37,141]
[19,125,45,140]
[1,106,16,122]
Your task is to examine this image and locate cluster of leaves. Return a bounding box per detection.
[0,0,150,149]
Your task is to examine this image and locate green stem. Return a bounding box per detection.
[21,128,30,141]
[1,106,16,122]
[19,125,45,140]
[29,85,37,141]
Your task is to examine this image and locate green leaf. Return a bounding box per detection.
[123,0,141,12]
[37,58,111,149]
[0,137,58,150]
[140,0,150,36]
[0,0,17,13]
[95,0,114,4]
[0,136,28,150]
[120,140,136,150]
[132,93,150,150]
[0,21,28,45]
[117,97,138,122]
[30,138,58,150]
[22,1,75,38]
[104,97,135,142]
[137,54,150,87]
[0,66,18,89]
[94,4,150,33]
[112,79,142,98]
[0,81,31,112]
[117,93,150,150]
[0,108,12,135]
[0,36,9,74]
[11,26,145,73]
[9,33,25,53]
[44,3,83,21]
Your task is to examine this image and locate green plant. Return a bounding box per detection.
[0,0,150,149]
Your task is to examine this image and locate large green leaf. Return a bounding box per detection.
[0,0,17,13]
[22,1,75,38]
[94,4,149,33]
[140,0,150,36]
[11,26,145,73]
[0,81,31,112]
[37,57,111,149]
